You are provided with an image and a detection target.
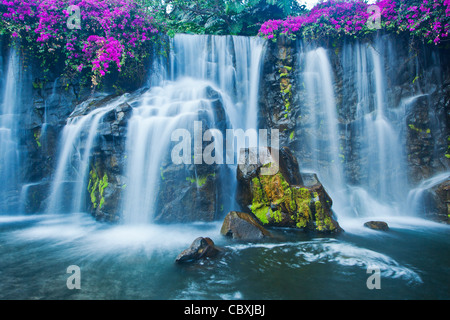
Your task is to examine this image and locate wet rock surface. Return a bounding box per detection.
[175,237,220,263]
[220,211,273,240]
[364,221,390,231]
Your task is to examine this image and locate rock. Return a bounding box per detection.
[154,90,228,223]
[220,211,272,240]
[434,180,450,223]
[175,237,220,263]
[236,147,342,233]
[422,179,450,224]
[84,99,133,222]
[364,221,389,231]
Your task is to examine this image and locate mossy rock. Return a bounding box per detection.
[237,147,342,233]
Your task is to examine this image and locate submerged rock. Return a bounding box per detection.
[175,237,220,263]
[220,211,273,240]
[236,147,342,233]
[364,221,389,231]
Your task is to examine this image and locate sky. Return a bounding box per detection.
[298,0,377,10]
[298,0,321,9]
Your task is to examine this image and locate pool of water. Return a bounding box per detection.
[0,213,448,300]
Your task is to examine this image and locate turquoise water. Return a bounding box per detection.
[0,213,448,300]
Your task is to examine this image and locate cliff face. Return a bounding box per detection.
[261,33,449,182]
[6,33,450,223]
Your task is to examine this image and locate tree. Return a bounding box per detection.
[145,0,307,36]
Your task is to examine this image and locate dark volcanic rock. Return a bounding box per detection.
[175,237,220,263]
[220,211,273,240]
[364,221,390,231]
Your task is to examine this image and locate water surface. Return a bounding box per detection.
[0,213,448,300]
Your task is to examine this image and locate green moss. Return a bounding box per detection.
[314,200,325,231]
[87,168,108,210]
[270,208,283,223]
[250,168,337,232]
[295,217,308,228]
[186,173,216,188]
[408,124,422,133]
[32,81,43,90]
[250,176,270,224]
[33,130,42,148]
[251,170,317,229]
[289,131,295,140]
[251,204,270,225]
[292,187,311,228]
[251,177,264,202]
[314,198,335,232]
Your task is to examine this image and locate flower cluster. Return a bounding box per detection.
[0,0,159,79]
[396,0,450,44]
[259,0,450,45]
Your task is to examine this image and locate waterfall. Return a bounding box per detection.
[121,78,223,224]
[302,47,345,189]
[42,34,265,223]
[0,47,21,213]
[121,34,266,224]
[297,39,434,220]
[46,96,127,213]
[299,45,348,215]
[406,171,450,216]
[169,34,265,131]
[346,41,409,217]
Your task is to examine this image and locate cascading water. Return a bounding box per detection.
[406,171,450,216]
[300,46,347,214]
[46,95,127,213]
[297,38,443,222]
[343,40,409,218]
[0,47,21,213]
[122,78,223,224]
[169,34,265,131]
[121,34,266,224]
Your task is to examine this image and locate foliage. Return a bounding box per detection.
[0,0,160,87]
[258,0,450,45]
[145,0,307,36]
[0,0,307,88]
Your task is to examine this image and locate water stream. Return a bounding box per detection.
[0,47,21,213]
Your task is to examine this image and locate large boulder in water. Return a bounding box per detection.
[236,147,342,233]
[220,211,273,240]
